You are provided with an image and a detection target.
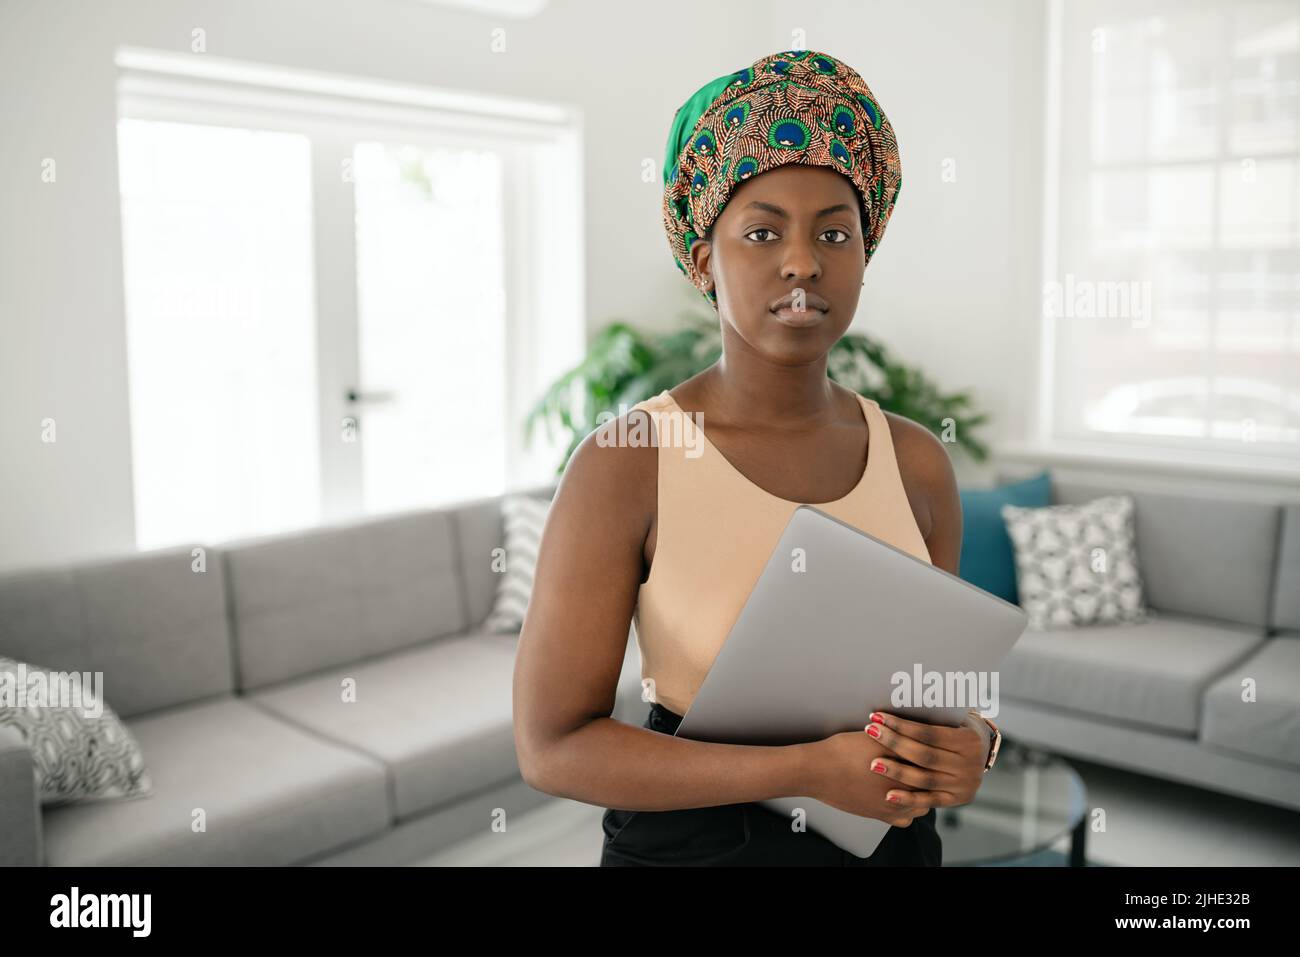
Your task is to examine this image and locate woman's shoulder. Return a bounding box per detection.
[557,402,660,538]
[876,406,959,546]
[877,406,951,472]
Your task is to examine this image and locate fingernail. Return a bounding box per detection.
[871,761,885,774]
[869,712,883,724]
[887,793,899,802]
[866,724,880,738]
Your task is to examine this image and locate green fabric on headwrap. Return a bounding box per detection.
[662,49,903,308]
[663,71,736,189]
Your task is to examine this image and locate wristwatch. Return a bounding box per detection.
[971,711,1002,772]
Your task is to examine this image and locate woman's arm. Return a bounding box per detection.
[512,414,812,812]
[884,410,962,576]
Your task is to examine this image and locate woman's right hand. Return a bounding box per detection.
[800,730,931,828]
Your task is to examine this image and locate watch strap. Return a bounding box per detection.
[980,714,1001,771]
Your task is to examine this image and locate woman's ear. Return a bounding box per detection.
[690,240,714,290]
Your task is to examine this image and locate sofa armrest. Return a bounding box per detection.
[0,724,42,865]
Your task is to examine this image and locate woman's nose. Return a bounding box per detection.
[781,245,822,282]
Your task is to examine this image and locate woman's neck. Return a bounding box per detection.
[698,357,843,432]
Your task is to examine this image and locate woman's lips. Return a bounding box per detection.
[771,305,828,327]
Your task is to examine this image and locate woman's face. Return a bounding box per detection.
[690,164,866,359]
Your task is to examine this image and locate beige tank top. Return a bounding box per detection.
[629,388,931,717]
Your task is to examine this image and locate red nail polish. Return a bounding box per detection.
[871,761,885,774]
[887,794,899,802]
[869,712,882,724]
[866,724,880,738]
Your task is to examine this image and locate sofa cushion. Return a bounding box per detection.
[451,497,506,632]
[1272,505,1300,632]
[1201,638,1300,769]
[250,631,519,820]
[222,509,466,690]
[999,612,1267,734]
[958,470,1052,604]
[0,546,234,719]
[40,696,389,865]
[1051,480,1280,631]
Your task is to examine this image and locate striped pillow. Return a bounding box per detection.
[481,493,552,634]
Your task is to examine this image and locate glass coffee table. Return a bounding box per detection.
[937,739,1090,866]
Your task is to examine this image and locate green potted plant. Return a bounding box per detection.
[525,305,989,475]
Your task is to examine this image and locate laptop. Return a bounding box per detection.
[672,504,1029,858]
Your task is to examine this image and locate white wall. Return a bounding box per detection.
[0,0,1048,571]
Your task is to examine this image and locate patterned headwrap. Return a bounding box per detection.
[662,49,902,307]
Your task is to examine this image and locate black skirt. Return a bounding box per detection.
[600,702,942,867]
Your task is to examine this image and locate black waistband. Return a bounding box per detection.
[645,701,684,735]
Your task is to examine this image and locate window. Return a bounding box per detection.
[1043,0,1299,463]
[117,119,320,549]
[115,48,582,549]
[352,141,507,513]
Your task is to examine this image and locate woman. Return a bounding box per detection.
[513,49,996,866]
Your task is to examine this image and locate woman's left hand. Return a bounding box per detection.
[863,710,991,810]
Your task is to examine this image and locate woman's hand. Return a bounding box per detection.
[863,710,992,811]
[801,730,934,827]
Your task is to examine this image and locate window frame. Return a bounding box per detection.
[1029,0,1300,480]
[114,46,584,532]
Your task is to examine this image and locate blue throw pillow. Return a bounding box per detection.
[958,470,1052,604]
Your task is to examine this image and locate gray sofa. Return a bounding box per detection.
[4,469,1296,865]
[0,479,645,866]
[991,472,1300,814]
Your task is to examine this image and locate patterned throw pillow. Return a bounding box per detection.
[481,494,552,634]
[0,655,153,806]
[1000,495,1149,630]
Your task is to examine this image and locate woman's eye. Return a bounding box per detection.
[744,227,848,243]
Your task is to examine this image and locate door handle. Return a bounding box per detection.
[345,388,396,405]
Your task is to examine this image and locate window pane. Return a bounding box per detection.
[117,119,321,549]
[1089,166,1217,252]
[352,142,507,514]
[1091,92,1146,164]
[1230,0,1300,154]
[1220,158,1295,248]
[1148,165,1216,247]
[1213,249,1300,443]
[1090,19,1149,97]
[1089,169,1149,251]
[1057,0,1300,457]
[1147,86,1220,162]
